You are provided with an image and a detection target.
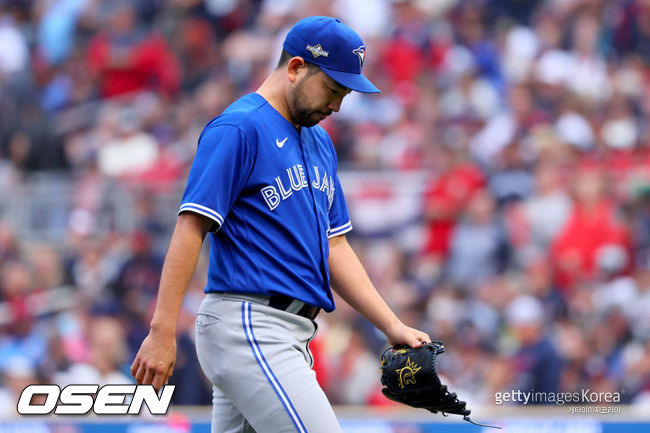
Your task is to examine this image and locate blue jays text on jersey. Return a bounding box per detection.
[178,93,352,312]
[260,164,335,212]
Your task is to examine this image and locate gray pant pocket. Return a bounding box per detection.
[195,313,220,329]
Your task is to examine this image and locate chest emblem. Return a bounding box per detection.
[276,137,288,148]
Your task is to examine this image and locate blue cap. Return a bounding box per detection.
[283,16,380,94]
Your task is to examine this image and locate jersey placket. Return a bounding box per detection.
[297,129,331,298]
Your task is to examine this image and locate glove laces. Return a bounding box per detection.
[461,415,502,429]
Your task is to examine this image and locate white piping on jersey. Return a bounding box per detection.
[179,203,225,226]
[327,221,352,239]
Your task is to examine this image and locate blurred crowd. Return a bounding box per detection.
[1,0,650,414]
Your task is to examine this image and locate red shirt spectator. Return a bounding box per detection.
[86,4,180,98]
[422,151,485,259]
[551,167,631,290]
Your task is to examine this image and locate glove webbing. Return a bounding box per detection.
[382,342,501,429]
[434,385,501,429]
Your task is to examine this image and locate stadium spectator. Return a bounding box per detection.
[86,2,180,98]
[551,166,631,291]
[506,295,562,397]
[444,189,510,291]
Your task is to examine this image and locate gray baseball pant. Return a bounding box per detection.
[195,293,342,433]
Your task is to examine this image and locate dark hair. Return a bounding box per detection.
[276,49,293,68]
[276,49,320,75]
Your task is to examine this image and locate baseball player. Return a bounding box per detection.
[131,16,430,433]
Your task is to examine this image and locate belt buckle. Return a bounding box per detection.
[268,295,319,319]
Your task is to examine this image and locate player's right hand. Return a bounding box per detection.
[385,321,430,349]
[130,330,177,392]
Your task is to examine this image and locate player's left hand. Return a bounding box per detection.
[385,321,430,349]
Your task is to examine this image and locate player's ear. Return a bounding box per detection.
[286,57,306,84]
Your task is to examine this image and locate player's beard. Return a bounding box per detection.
[289,76,328,127]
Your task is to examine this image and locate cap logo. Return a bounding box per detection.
[306,44,329,59]
[353,46,366,68]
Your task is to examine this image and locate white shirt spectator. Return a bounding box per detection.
[0,15,29,76]
[503,26,540,83]
[97,132,159,177]
[555,111,595,151]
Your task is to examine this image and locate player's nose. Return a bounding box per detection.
[327,96,344,113]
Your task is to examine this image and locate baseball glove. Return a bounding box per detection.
[380,341,500,429]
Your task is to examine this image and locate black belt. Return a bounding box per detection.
[268,294,320,320]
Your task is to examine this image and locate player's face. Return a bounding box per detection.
[288,68,351,127]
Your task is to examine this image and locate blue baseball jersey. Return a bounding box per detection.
[179,93,352,312]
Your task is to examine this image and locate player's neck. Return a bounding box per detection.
[256,73,299,129]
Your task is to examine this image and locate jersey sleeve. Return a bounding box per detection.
[327,174,352,238]
[179,124,253,231]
